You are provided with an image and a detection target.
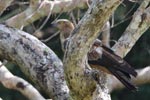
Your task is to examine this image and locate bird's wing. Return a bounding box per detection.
[101,45,137,77]
[88,44,138,90]
[108,66,137,90]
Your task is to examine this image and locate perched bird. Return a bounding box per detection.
[88,39,137,90]
[52,19,137,90]
[52,19,74,52]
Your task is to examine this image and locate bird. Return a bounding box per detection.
[52,19,137,90]
[51,19,74,52]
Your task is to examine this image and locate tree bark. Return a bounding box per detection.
[112,0,150,57]
[0,62,46,100]
[109,0,150,92]
[0,24,70,100]
[63,0,121,99]
[0,0,150,100]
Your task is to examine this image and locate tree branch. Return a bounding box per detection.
[1,0,150,100]
[112,0,150,57]
[101,21,111,47]
[0,24,70,100]
[30,0,41,6]
[0,62,46,100]
[5,0,88,28]
[0,0,14,15]
[63,0,122,99]
[108,0,150,92]
[107,66,150,92]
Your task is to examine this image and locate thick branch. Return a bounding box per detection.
[0,24,70,100]
[0,62,46,100]
[112,0,150,57]
[6,0,88,28]
[107,66,150,92]
[63,0,121,99]
[108,0,150,92]
[67,0,121,61]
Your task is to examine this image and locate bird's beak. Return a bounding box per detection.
[50,22,61,32]
[50,22,58,27]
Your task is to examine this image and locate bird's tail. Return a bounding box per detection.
[88,59,138,91]
[108,66,137,91]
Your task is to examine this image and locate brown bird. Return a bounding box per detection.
[52,19,137,90]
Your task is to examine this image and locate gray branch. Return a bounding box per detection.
[0,24,70,100]
[112,0,150,57]
[108,66,150,92]
[0,62,46,100]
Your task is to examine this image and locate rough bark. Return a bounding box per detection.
[0,24,70,100]
[63,0,121,100]
[108,0,150,92]
[0,0,149,100]
[112,0,150,57]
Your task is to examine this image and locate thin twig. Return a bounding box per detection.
[40,31,60,43]
[77,9,80,23]
[33,1,54,34]
[70,11,77,26]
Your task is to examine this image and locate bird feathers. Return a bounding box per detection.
[53,19,137,91]
[88,43,137,90]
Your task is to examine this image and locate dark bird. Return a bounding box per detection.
[52,19,137,90]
